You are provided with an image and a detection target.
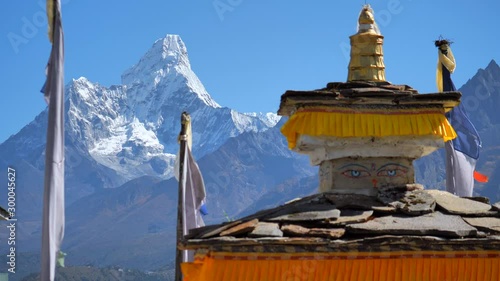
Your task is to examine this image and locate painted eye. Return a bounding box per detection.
[377,168,406,177]
[342,170,370,178]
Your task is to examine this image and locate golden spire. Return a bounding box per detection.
[347,5,386,82]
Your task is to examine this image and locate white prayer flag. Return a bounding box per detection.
[41,0,65,280]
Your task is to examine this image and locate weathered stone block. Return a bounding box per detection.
[427,190,492,215]
[347,212,477,238]
[463,217,500,234]
[220,219,259,237]
[249,222,283,238]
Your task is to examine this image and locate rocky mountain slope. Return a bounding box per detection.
[0,33,498,278]
[415,60,500,201]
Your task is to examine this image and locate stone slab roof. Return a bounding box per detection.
[0,206,10,221]
[278,81,461,116]
[182,186,500,253]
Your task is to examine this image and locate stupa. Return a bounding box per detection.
[279,5,458,195]
[180,5,500,281]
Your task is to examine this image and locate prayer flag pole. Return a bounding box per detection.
[175,112,189,281]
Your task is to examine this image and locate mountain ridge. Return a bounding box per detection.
[0,34,279,187]
[414,59,500,201]
[1,36,498,279]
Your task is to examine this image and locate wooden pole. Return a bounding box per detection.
[175,112,190,281]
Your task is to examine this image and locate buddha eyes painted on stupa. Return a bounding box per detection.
[341,167,370,178]
[339,163,408,179]
[376,163,408,178]
[334,160,411,189]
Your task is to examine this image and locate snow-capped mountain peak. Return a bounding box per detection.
[122,35,189,84]
[2,33,280,190]
[244,112,281,128]
[120,34,220,109]
[158,34,190,67]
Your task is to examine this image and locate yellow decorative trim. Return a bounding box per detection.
[281,108,457,149]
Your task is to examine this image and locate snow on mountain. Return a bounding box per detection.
[230,110,279,133]
[0,34,284,270]
[59,117,314,271]
[121,34,220,110]
[243,112,281,127]
[2,34,278,184]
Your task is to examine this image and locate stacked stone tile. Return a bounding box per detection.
[183,186,500,253]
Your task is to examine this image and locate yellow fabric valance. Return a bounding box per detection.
[182,251,500,281]
[281,107,457,149]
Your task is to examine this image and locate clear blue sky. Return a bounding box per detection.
[1,0,499,143]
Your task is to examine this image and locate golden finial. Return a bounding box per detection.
[347,5,386,82]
